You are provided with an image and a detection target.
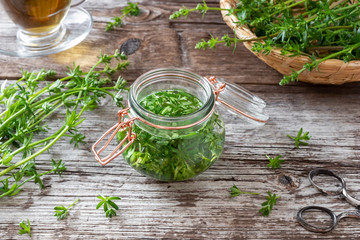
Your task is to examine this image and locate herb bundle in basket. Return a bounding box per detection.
[170,0,360,85]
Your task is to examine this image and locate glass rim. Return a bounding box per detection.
[129,68,215,125]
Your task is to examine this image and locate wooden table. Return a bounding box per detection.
[1,1,360,239]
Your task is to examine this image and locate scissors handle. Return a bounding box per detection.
[309,169,360,207]
[309,169,345,195]
[298,206,360,233]
[297,206,337,233]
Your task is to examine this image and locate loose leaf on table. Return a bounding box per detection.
[266,155,285,169]
[96,195,121,218]
[18,219,31,237]
[259,191,280,217]
[287,128,311,148]
[54,198,80,220]
[230,185,260,198]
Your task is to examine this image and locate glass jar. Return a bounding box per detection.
[92,69,268,181]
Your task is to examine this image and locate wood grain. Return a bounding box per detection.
[1,0,360,239]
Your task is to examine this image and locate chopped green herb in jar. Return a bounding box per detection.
[118,89,225,181]
[140,90,203,117]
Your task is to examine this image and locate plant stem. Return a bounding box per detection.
[242,191,260,195]
[0,168,56,198]
[67,198,80,210]
[0,126,70,177]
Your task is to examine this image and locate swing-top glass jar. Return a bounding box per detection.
[92,69,268,181]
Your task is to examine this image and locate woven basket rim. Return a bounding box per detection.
[220,0,359,66]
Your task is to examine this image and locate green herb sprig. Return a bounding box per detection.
[259,191,280,216]
[106,2,140,31]
[96,195,121,218]
[230,185,260,197]
[18,219,31,237]
[54,198,80,220]
[170,0,236,20]
[0,50,129,199]
[170,1,360,85]
[139,90,202,117]
[287,128,311,148]
[266,155,285,169]
[0,160,65,198]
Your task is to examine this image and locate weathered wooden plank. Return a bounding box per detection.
[1,83,360,239]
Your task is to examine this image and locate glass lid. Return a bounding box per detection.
[206,76,268,126]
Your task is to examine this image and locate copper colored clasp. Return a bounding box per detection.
[207,76,226,100]
[92,107,137,165]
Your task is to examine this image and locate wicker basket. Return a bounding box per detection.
[220,0,360,84]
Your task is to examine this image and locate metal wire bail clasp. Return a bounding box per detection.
[92,107,136,165]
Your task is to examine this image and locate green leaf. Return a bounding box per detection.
[97,195,106,201]
[266,155,285,169]
[108,196,121,200]
[259,191,280,216]
[54,198,79,220]
[107,200,119,210]
[96,200,105,210]
[51,160,66,176]
[96,195,121,218]
[287,128,311,148]
[18,219,31,237]
[34,173,44,189]
[54,206,66,210]
[69,132,86,148]
[1,151,13,165]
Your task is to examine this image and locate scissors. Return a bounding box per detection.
[297,168,360,233]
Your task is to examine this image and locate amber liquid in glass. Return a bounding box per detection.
[1,0,71,33]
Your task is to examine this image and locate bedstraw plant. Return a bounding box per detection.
[0,50,129,199]
[54,198,80,220]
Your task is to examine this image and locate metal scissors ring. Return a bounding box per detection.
[297,168,360,233]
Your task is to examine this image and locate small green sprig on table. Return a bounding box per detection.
[287,128,311,148]
[96,195,121,218]
[170,0,360,85]
[54,198,80,220]
[230,185,260,197]
[230,185,280,216]
[259,191,281,217]
[106,2,141,31]
[18,219,31,237]
[266,155,285,169]
[0,50,129,199]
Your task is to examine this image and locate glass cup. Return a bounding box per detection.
[0,0,85,50]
